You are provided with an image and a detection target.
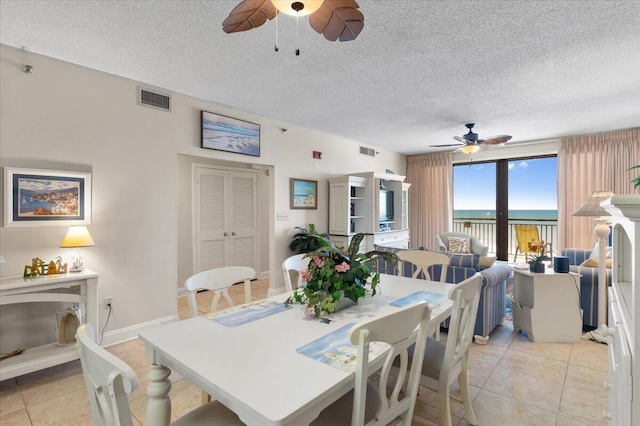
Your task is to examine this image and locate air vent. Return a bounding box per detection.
[360,146,376,157]
[137,87,171,111]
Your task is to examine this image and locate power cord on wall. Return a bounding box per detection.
[99,304,112,346]
[570,273,583,324]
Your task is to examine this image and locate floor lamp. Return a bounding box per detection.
[572,191,615,343]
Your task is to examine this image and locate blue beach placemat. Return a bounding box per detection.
[390,291,447,308]
[296,322,389,372]
[206,300,291,327]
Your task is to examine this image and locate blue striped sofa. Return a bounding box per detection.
[372,246,511,344]
[561,248,612,329]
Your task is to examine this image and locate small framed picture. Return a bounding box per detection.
[4,167,92,227]
[201,110,260,157]
[290,179,318,210]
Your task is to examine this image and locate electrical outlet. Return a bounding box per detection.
[104,296,113,309]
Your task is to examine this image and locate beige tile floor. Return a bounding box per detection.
[0,279,608,426]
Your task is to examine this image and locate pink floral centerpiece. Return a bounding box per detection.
[285,233,399,318]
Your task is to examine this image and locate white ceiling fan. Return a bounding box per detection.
[431,123,512,154]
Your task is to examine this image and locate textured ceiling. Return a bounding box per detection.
[1,0,639,155]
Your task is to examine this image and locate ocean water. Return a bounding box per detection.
[454,210,557,220]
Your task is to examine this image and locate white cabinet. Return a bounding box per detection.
[603,195,640,425]
[512,270,582,342]
[373,230,410,249]
[0,270,98,381]
[328,176,368,236]
[329,172,410,251]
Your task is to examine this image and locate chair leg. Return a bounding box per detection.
[513,248,518,263]
[438,390,453,426]
[458,369,478,425]
[412,414,438,426]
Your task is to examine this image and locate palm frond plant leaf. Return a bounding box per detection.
[288,223,330,253]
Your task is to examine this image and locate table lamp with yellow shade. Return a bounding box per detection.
[60,226,95,272]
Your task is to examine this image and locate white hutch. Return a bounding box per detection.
[328,171,410,251]
[602,195,639,425]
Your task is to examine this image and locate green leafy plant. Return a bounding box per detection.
[528,242,552,265]
[284,233,399,318]
[288,224,329,253]
[630,165,640,190]
[527,254,551,265]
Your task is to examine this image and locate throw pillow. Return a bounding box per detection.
[448,237,471,253]
[479,256,497,270]
[581,257,612,268]
[582,242,613,267]
[588,242,612,260]
[449,253,480,271]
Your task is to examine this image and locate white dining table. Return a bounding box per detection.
[138,273,455,426]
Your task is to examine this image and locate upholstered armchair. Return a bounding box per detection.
[434,232,489,256]
[561,248,612,329]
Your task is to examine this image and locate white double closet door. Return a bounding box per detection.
[193,165,258,273]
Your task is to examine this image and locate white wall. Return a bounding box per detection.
[0,45,406,348]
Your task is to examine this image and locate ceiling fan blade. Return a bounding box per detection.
[479,135,512,145]
[430,143,464,148]
[453,136,470,143]
[309,0,364,42]
[223,0,277,34]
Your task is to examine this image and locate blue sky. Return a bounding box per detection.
[454,157,558,210]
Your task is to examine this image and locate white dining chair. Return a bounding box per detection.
[184,266,256,317]
[76,324,244,425]
[311,302,432,426]
[396,250,451,282]
[412,273,482,426]
[282,253,309,292]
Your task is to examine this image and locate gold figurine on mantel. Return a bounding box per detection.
[23,256,68,278]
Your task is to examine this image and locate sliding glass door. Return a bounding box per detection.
[453,156,557,260]
[453,162,497,252]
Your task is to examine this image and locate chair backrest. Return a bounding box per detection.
[434,232,489,256]
[282,253,309,292]
[349,302,431,426]
[76,324,137,426]
[396,250,450,281]
[514,225,541,253]
[185,266,256,317]
[441,273,482,379]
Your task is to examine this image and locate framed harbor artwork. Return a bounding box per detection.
[290,178,318,210]
[4,167,92,227]
[201,110,261,157]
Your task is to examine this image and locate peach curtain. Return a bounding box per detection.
[558,128,640,249]
[406,152,453,249]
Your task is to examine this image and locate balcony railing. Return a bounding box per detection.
[452,217,558,262]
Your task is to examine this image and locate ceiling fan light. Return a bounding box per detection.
[272,0,324,16]
[460,145,480,154]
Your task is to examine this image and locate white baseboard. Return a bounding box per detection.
[100,315,179,348]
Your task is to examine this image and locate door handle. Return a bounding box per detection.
[224,232,229,236]
[232,232,237,236]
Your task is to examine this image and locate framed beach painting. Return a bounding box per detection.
[4,167,92,227]
[201,110,260,157]
[290,178,318,210]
